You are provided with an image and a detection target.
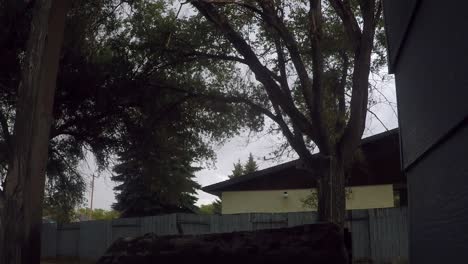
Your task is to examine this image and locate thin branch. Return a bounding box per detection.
[161,85,279,121]
[257,2,316,118]
[367,107,389,131]
[373,85,398,118]
[165,49,248,64]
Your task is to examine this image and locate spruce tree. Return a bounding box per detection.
[243,153,259,174]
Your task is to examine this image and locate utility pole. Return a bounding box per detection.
[89,173,95,220]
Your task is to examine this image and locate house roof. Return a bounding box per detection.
[202,129,404,196]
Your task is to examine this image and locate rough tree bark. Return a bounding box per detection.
[0,0,69,263]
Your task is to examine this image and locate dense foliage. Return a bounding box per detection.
[198,200,222,215]
[0,0,264,220]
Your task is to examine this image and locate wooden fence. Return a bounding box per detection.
[41,207,408,263]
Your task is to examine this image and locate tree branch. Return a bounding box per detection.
[307,0,328,150]
[328,0,362,49]
[274,38,292,99]
[191,0,318,141]
[337,50,349,117]
[341,0,377,161]
[161,84,279,121]
[165,49,248,64]
[257,2,316,119]
[367,107,389,131]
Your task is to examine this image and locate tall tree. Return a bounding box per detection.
[176,0,386,227]
[243,153,258,174]
[0,0,70,263]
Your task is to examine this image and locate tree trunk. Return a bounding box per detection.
[317,155,346,229]
[0,0,69,263]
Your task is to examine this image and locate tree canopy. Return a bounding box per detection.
[0,0,265,220]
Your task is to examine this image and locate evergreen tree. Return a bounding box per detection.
[229,159,244,179]
[243,153,258,174]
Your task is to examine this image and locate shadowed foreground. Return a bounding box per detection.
[97,224,348,264]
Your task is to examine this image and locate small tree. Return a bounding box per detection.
[243,153,259,174]
[229,159,245,178]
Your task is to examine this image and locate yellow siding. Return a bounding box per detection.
[221,184,394,214]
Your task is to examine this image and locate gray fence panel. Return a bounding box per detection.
[41,223,57,258]
[251,213,288,230]
[140,216,156,235]
[41,208,408,262]
[78,220,110,261]
[287,211,317,227]
[177,214,211,235]
[56,223,80,257]
[153,214,178,236]
[369,207,408,263]
[111,218,141,243]
[350,210,371,260]
[210,214,252,233]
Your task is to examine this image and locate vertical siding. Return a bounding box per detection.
[350,210,371,260]
[369,207,408,263]
[177,213,211,235]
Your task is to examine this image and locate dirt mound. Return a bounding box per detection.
[97,223,348,264]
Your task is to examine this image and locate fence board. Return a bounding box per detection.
[79,220,109,261]
[251,213,288,230]
[369,207,409,263]
[153,214,178,236]
[177,213,211,235]
[111,217,141,243]
[41,223,57,257]
[287,211,317,227]
[210,214,252,233]
[56,223,80,257]
[350,210,371,260]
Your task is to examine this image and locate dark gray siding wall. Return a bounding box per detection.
[386,0,468,168]
[407,124,468,263]
[384,0,468,263]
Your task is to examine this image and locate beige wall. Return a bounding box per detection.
[221,184,394,214]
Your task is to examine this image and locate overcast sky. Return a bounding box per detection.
[87,76,398,210]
